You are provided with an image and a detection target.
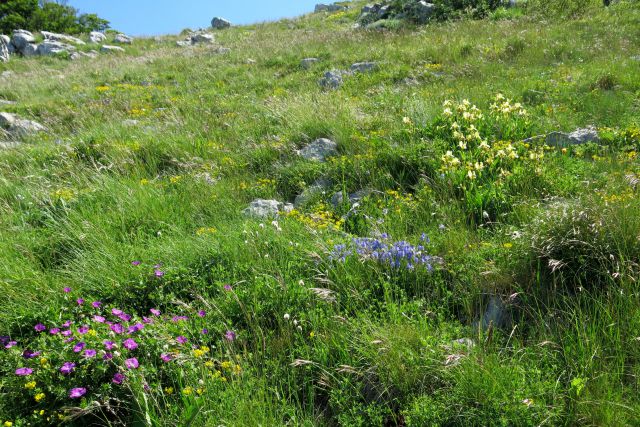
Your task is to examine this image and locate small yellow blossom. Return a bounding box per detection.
[25,381,36,390]
[164,387,174,395]
[205,361,214,368]
[182,387,193,396]
[35,393,46,403]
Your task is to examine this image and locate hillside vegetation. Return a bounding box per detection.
[1,1,640,425]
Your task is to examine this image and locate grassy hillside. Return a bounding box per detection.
[1,1,640,425]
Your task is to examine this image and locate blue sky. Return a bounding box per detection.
[67,0,324,36]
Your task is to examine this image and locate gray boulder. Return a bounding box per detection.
[70,50,98,60]
[243,199,286,218]
[11,30,35,51]
[101,45,125,53]
[301,57,319,69]
[114,34,133,44]
[545,127,599,146]
[21,43,38,57]
[0,112,46,138]
[350,62,377,73]
[191,33,215,44]
[315,3,347,12]
[41,31,85,45]
[413,1,436,23]
[0,35,9,44]
[211,17,232,29]
[319,70,344,89]
[37,41,75,56]
[0,37,8,62]
[89,31,107,43]
[298,138,338,162]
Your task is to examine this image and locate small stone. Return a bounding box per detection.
[191,33,215,44]
[301,57,319,69]
[101,45,126,53]
[114,34,133,44]
[243,199,284,218]
[0,112,46,138]
[319,70,343,89]
[350,62,377,73]
[211,17,232,29]
[298,138,338,162]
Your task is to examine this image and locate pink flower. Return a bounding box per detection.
[92,301,102,308]
[63,287,72,293]
[128,323,144,333]
[69,387,87,399]
[112,372,125,384]
[118,313,132,322]
[154,269,165,277]
[93,315,106,323]
[125,358,139,369]
[176,336,187,345]
[160,353,172,362]
[122,338,138,350]
[49,328,60,335]
[223,284,232,291]
[150,308,161,316]
[131,260,141,266]
[15,367,33,376]
[62,320,72,327]
[111,324,124,334]
[104,340,116,350]
[197,310,206,317]
[34,323,46,332]
[77,326,89,335]
[77,298,85,305]
[62,329,73,337]
[111,308,124,316]
[225,330,236,341]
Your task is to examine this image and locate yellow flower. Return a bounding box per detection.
[221,361,232,370]
[204,361,214,368]
[95,85,110,92]
[4,422,13,427]
[87,329,97,337]
[40,358,48,365]
[164,387,174,395]
[192,349,205,358]
[503,243,513,249]
[182,386,193,396]
[25,381,37,390]
[39,410,45,416]
[35,392,46,403]
[309,331,315,338]
[196,388,205,396]
[140,178,150,185]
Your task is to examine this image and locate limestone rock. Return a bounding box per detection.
[41,31,85,45]
[350,62,377,73]
[89,31,107,43]
[243,199,285,218]
[191,33,215,44]
[545,127,599,146]
[114,34,133,44]
[101,45,125,53]
[0,112,46,138]
[319,70,344,89]
[298,138,338,162]
[37,41,75,56]
[11,30,35,51]
[211,17,232,29]
[0,36,8,62]
[315,3,347,12]
[301,57,319,69]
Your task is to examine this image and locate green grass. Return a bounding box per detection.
[1,1,640,425]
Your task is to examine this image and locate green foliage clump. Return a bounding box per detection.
[0,0,109,34]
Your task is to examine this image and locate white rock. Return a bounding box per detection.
[41,31,85,45]
[0,112,46,138]
[89,31,107,43]
[298,138,338,162]
[350,62,377,73]
[301,57,319,69]
[101,45,125,53]
[546,127,599,146]
[243,199,285,218]
[114,34,133,44]
[191,33,215,44]
[11,30,34,51]
[37,41,75,56]
[211,17,232,29]
[0,37,8,62]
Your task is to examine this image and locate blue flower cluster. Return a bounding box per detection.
[331,234,435,271]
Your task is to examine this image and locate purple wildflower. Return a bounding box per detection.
[172,315,188,322]
[154,269,164,277]
[150,308,161,316]
[142,317,154,324]
[73,342,86,353]
[122,338,138,350]
[65,337,75,343]
[111,308,124,316]
[49,328,60,335]
[62,320,72,327]
[197,310,206,317]
[176,336,187,345]
[104,340,116,350]
[128,323,144,334]
[63,287,71,293]
[84,349,97,358]
[91,301,102,308]
[112,372,125,384]
[76,298,84,305]
[93,315,106,323]
[160,353,172,362]
[15,367,33,376]
[69,387,87,399]
[5,341,17,349]
[103,353,113,360]
[201,328,209,335]
[111,324,124,334]
[131,260,141,266]
[61,329,73,337]
[34,323,46,332]
[125,357,139,369]
[77,326,89,335]
[22,349,41,359]
[224,284,232,291]
[225,330,236,341]
[60,362,76,375]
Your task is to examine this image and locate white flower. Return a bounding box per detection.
[284,313,290,321]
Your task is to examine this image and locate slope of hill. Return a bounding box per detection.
[1,2,640,425]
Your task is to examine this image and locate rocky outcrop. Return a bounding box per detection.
[114,34,133,44]
[0,112,46,139]
[89,31,107,43]
[41,31,85,45]
[101,45,126,53]
[211,17,232,29]
[298,138,338,162]
[243,199,293,218]
[315,3,347,12]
